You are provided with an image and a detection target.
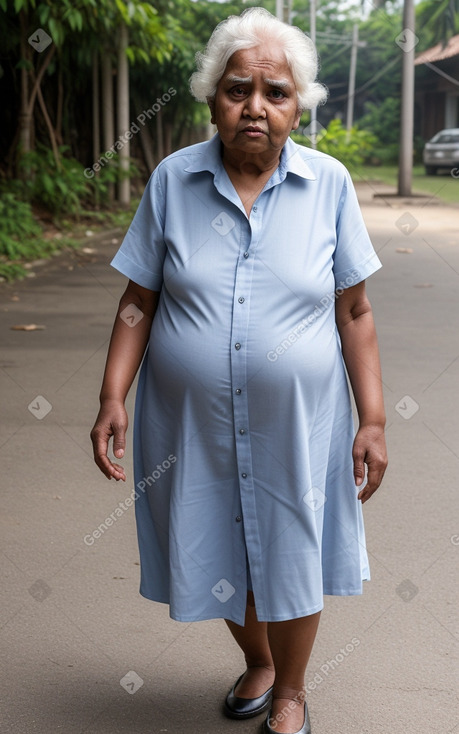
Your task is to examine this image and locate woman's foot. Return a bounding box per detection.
[234,665,275,698]
[268,697,307,733]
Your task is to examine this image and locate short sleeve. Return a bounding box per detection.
[111,168,166,291]
[333,170,381,289]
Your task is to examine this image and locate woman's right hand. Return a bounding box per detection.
[90,400,128,481]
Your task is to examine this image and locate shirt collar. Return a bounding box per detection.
[184,133,316,182]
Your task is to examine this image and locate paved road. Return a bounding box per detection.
[1,180,458,734]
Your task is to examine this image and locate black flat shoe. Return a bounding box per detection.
[224,673,273,719]
[262,702,311,734]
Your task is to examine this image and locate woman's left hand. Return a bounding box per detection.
[352,424,388,503]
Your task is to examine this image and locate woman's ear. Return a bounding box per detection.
[207,97,216,125]
[292,109,302,131]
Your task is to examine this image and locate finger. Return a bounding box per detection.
[108,461,126,481]
[90,430,110,474]
[353,444,366,487]
[112,421,126,459]
[91,428,123,481]
[358,462,385,502]
[94,452,126,481]
[358,483,376,503]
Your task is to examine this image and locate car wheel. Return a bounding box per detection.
[425,166,437,175]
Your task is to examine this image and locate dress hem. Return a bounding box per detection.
[138,588,365,624]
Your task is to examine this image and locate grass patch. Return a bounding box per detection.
[0,199,139,283]
[355,165,459,205]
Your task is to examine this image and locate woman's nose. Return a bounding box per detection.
[243,92,266,119]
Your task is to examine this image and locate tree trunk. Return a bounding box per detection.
[92,52,100,167]
[36,84,60,167]
[18,10,31,160]
[164,120,172,157]
[117,23,130,206]
[56,63,64,146]
[16,10,56,177]
[101,51,115,202]
[155,107,164,161]
[139,122,155,172]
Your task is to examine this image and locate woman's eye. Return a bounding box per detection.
[270,89,285,99]
[231,87,246,97]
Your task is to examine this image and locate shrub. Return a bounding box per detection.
[0,192,53,281]
[15,145,138,217]
[359,98,400,147]
[0,193,46,260]
[292,119,378,169]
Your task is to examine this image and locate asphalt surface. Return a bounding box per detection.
[1,179,458,734]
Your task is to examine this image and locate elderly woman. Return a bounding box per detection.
[91,7,387,734]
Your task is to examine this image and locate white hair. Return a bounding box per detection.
[189,7,328,112]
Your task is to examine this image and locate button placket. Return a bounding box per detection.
[229,208,267,608]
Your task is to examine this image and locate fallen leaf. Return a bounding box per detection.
[11,324,46,331]
[82,247,96,254]
[11,295,20,302]
[396,248,413,254]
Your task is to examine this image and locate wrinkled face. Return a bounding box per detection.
[209,45,301,157]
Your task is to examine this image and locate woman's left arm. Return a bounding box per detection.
[336,281,388,503]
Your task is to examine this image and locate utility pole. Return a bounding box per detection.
[309,0,317,149]
[398,0,416,196]
[346,24,359,131]
[275,0,284,21]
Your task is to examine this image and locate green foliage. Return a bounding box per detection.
[416,0,459,48]
[0,193,44,259]
[359,97,400,146]
[17,145,91,215]
[292,118,378,169]
[0,191,53,280]
[13,145,137,215]
[358,97,400,163]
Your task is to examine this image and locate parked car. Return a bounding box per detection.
[423,128,459,175]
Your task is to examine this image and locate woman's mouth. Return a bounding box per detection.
[242,126,266,137]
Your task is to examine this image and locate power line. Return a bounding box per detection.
[330,54,400,103]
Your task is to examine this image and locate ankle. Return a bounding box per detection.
[248,663,276,673]
[272,685,306,704]
[245,660,275,673]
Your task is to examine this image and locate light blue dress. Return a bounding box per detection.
[111,133,382,625]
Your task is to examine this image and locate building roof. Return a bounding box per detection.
[415,34,459,65]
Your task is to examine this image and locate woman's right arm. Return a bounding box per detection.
[90,279,160,481]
